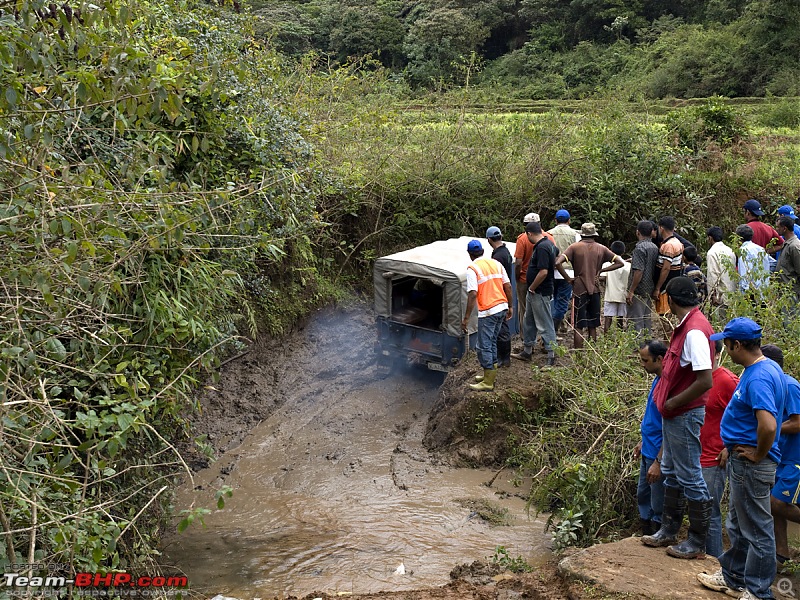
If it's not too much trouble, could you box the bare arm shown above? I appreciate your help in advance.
[652,259,671,299]
[554,253,571,281]
[627,269,643,304]
[781,414,800,436]
[601,254,625,273]
[736,409,777,463]
[462,290,477,332]
[503,282,513,321]
[529,269,548,293]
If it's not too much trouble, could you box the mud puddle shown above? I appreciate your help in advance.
[162,307,550,599]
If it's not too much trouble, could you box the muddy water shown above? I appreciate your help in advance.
[163,309,550,599]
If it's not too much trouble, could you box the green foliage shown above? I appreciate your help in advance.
[490,545,533,573]
[759,98,800,129]
[519,328,647,548]
[0,0,335,574]
[665,96,749,152]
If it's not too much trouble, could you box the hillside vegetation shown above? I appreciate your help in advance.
[253,0,800,97]
[3,0,800,576]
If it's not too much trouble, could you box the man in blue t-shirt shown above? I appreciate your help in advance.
[761,344,800,571]
[698,318,787,600]
[635,339,667,536]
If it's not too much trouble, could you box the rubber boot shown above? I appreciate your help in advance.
[642,486,686,547]
[474,363,498,381]
[667,499,712,559]
[470,368,496,391]
[640,518,656,536]
[497,339,512,368]
[553,318,563,339]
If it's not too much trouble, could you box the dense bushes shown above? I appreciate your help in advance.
[0,0,331,574]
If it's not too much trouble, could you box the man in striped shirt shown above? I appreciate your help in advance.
[652,216,684,314]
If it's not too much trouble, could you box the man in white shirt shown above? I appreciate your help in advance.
[705,226,736,315]
[736,224,770,294]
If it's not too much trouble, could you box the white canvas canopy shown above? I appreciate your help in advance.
[373,236,516,338]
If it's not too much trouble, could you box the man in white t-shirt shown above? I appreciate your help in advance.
[602,240,631,333]
[736,224,770,294]
[705,226,736,315]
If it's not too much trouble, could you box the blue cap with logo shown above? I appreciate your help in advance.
[778,204,798,219]
[743,199,764,216]
[467,239,483,254]
[555,209,570,221]
[709,317,763,341]
[485,226,502,239]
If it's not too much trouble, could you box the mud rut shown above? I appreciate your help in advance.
[161,306,551,599]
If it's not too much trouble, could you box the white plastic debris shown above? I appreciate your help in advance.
[394,560,406,575]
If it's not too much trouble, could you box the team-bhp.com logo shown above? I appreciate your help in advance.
[3,570,188,596]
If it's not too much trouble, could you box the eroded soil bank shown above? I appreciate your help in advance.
[161,305,563,599]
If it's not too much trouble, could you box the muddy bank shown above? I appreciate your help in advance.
[163,305,554,599]
[424,345,554,468]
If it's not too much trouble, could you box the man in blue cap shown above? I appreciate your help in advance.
[777,204,800,239]
[486,226,513,367]
[463,239,513,391]
[697,317,787,600]
[742,199,783,255]
[547,209,580,336]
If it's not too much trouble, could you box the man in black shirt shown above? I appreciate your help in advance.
[487,226,513,367]
[511,222,557,366]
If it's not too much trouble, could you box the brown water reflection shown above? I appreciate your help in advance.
[163,312,550,599]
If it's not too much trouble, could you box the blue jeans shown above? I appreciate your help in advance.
[637,456,665,524]
[476,310,506,369]
[661,407,710,502]
[703,465,727,557]
[551,279,572,321]
[523,292,556,353]
[719,453,777,599]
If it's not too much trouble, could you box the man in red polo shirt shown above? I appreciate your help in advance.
[642,276,715,559]
[742,199,783,255]
[699,340,739,557]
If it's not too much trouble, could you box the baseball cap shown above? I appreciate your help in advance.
[664,276,699,305]
[523,212,541,224]
[580,223,599,237]
[709,317,763,341]
[778,204,798,219]
[743,199,764,216]
[555,209,570,221]
[467,239,483,254]
[485,226,502,239]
